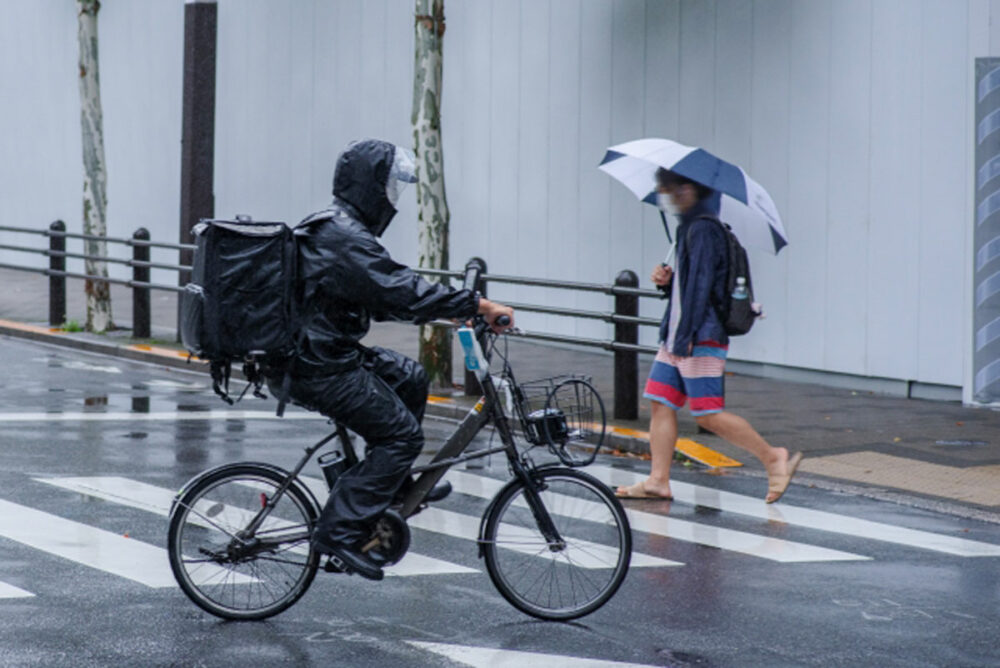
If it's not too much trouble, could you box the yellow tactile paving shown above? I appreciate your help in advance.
[799,451,1000,507]
[673,438,743,468]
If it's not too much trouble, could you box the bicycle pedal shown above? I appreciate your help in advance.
[323,555,351,574]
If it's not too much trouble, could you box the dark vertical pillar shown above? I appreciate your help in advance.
[48,220,66,327]
[178,0,217,333]
[613,270,639,420]
[132,228,151,339]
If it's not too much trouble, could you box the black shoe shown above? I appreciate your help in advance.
[311,537,384,581]
[394,477,452,505]
[425,480,452,503]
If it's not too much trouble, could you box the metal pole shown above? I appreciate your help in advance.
[48,221,66,327]
[613,270,639,420]
[178,0,216,337]
[132,228,151,338]
[465,257,487,396]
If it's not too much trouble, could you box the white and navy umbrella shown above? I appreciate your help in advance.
[599,137,788,254]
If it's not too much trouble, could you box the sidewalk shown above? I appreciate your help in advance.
[2,268,1000,521]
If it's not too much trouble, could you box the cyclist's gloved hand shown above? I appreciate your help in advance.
[476,297,514,333]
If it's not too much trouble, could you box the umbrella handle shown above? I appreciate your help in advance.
[659,210,673,244]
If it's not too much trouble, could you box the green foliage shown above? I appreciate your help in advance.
[60,320,84,333]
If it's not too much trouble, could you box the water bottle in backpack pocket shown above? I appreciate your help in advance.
[693,216,759,337]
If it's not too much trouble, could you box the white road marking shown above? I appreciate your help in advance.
[0,411,327,422]
[38,477,475,578]
[591,464,1000,558]
[0,581,34,599]
[444,470,868,563]
[0,497,247,588]
[406,641,662,668]
[297,475,678,569]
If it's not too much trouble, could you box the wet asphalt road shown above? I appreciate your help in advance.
[0,336,999,668]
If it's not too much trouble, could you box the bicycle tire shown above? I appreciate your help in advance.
[481,467,631,620]
[167,463,321,620]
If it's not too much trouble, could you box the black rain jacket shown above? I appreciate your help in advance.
[291,139,478,373]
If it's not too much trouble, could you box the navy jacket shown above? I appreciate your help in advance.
[659,198,729,354]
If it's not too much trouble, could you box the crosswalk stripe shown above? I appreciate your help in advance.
[0,497,246,588]
[297,475,680,569]
[37,477,475,578]
[0,411,326,423]
[442,470,868,563]
[590,464,1000,558]
[0,581,34,599]
[406,641,661,668]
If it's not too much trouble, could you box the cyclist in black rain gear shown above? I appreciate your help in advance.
[271,139,513,580]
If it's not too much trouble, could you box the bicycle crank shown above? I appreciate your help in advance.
[360,509,410,566]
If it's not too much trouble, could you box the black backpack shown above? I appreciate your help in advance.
[180,216,299,410]
[691,216,757,337]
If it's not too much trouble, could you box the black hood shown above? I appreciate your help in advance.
[332,139,398,236]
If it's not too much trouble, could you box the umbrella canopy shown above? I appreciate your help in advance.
[599,137,788,254]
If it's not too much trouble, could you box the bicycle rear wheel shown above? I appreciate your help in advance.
[167,464,320,620]
[481,467,631,620]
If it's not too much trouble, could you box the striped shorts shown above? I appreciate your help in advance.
[644,341,728,416]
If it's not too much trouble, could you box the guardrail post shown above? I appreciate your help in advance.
[48,220,66,326]
[132,228,151,338]
[613,270,639,420]
[464,256,487,396]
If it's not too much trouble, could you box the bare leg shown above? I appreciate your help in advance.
[694,411,791,502]
[617,401,676,498]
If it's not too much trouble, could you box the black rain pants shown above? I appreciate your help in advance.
[283,346,428,546]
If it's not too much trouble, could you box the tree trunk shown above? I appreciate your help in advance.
[77,0,113,333]
[413,0,452,389]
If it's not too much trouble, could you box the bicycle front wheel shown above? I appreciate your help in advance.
[167,464,320,620]
[482,467,632,620]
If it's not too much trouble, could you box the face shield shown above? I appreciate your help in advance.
[385,146,418,207]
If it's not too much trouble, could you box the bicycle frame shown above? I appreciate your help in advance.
[245,324,564,552]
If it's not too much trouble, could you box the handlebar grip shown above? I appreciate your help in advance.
[463,259,485,293]
[494,314,511,328]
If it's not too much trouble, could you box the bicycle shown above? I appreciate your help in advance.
[166,267,632,622]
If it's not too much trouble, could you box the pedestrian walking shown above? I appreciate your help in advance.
[614,168,802,503]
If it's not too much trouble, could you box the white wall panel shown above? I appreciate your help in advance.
[713,0,760,359]
[784,0,831,371]
[609,0,647,288]
[825,0,872,376]
[638,0,682,347]
[918,0,969,385]
[574,0,615,343]
[745,0,792,365]
[678,0,716,148]
[868,0,922,380]
[516,0,553,333]
[546,0,584,334]
[2,0,994,388]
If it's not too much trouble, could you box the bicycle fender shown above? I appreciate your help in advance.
[168,461,322,520]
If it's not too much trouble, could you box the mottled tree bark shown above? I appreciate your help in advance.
[77,0,113,333]
[413,0,452,388]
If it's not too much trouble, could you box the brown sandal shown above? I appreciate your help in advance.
[765,452,803,504]
[615,481,674,501]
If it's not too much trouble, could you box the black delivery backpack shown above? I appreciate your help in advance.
[180,216,298,409]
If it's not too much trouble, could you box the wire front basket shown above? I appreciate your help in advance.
[512,374,606,467]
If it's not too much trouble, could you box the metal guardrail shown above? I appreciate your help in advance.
[0,221,666,419]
